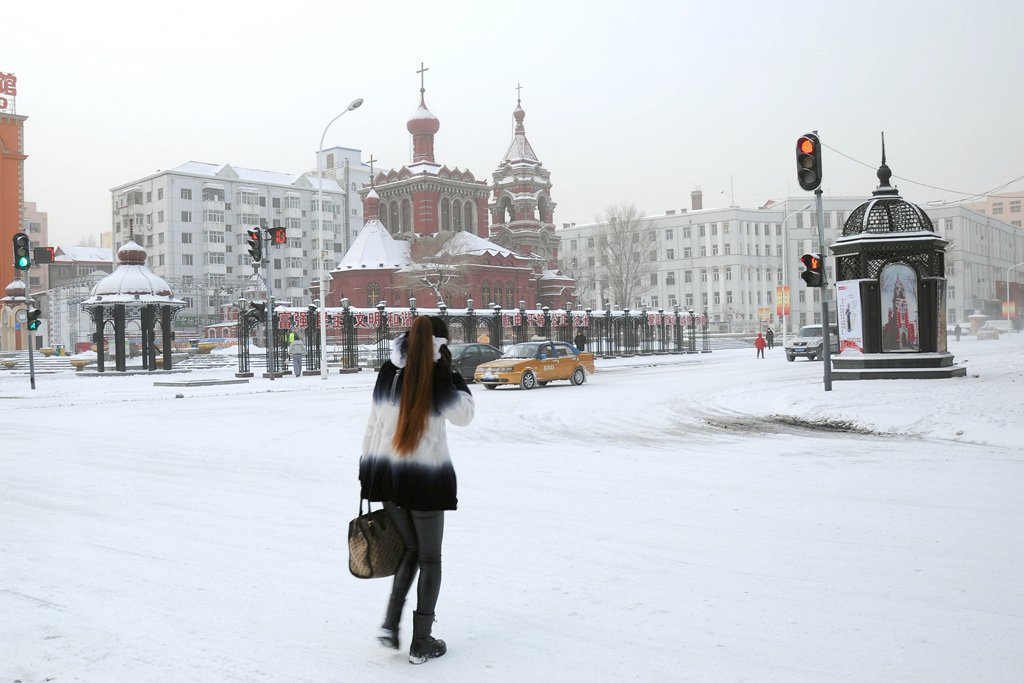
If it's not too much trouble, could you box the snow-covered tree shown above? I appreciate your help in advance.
[593,203,657,308]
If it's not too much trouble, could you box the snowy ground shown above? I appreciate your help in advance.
[2,334,1023,682]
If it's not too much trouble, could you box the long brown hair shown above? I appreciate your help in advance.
[392,316,440,455]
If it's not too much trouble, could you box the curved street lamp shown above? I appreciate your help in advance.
[317,98,363,379]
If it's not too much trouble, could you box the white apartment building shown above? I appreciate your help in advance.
[558,195,1024,332]
[110,155,370,332]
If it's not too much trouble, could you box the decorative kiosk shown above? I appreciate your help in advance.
[829,147,965,380]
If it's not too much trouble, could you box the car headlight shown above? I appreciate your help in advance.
[483,367,516,373]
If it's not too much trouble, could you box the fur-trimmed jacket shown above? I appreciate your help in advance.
[358,340,474,511]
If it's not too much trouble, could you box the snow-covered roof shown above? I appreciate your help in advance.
[334,219,410,271]
[167,161,343,193]
[82,240,186,307]
[502,133,538,165]
[55,246,113,263]
[439,231,514,258]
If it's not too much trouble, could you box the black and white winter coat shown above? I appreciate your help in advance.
[359,336,475,511]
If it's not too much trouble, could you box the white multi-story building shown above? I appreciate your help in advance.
[558,193,1024,332]
[110,154,371,332]
[961,191,1024,229]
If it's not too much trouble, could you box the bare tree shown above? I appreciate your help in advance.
[76,234,98,247]
[394,232,474,304]
[593,203,657,308]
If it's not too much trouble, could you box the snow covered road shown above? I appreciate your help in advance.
[2,335,1022,681]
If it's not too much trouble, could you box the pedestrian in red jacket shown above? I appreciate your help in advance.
[755,333,766,359]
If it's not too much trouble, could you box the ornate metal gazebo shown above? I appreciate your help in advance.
[828,142,965,379]
[81,235,186,372]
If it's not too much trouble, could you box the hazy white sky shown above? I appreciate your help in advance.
[4,0,1022,246]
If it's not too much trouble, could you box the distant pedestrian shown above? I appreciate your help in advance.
[765,327,774,350]
[755,333,766,359]
[954,324,961,342]
[289,335,307,377]
[574,330,588,352]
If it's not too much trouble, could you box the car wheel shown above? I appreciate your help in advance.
[520,370,536,390]
[484,384,497,390]
[786,354,795,362]
[570,366,586,385]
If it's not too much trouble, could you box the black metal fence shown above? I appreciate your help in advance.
[236,302,711,373]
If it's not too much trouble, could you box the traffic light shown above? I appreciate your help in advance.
[800,253,824,287]
[269,226,287,245]
[13,232,31,270]
[27,308,42,330]
[34,246,55,264]
[246,228,263,263]
[796,133,822,191]
[249,301,267,324]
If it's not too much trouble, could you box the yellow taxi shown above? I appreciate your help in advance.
[474,340,596,390]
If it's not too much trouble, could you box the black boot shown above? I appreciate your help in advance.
[409,611,446,665]
[379,596,404,650]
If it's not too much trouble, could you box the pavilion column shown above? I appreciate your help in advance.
[114,304,126,372]
[94,307,105,373]
[162,306,173,370]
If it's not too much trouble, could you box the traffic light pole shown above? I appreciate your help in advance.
[815,188,832,392]
[26,283,37,390]
[262,221,275,381]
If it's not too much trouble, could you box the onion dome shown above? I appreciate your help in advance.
[407,93,440,136]
[4,278,26,300]
[117,239,147,265]
[842,139,934,237]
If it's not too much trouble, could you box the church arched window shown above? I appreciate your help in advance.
[366,282,381,307]
[379,205,388,229]
[482,281,491,306]
[441,198,451,231]
[464,202,474,235]
[538,195,548,221]
[390,202,400,235]
[401,199,411,232]
[506,281,515,308]
[453,200,463,232]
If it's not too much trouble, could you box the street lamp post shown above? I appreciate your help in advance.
[317,98,363,379]
[780,202,813,348]
[1006,261,1024,328]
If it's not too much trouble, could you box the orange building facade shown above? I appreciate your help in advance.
[0,72,27,294]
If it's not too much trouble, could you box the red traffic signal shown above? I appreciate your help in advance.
[796,133,823,191]
[246,228,263,263]
[800,253,824,287]
[34,246,55,264]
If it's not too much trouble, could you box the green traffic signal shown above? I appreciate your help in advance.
[13,232,31,271]
[27,308,42,330]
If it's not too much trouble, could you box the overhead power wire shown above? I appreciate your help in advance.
[822,143,1024,202]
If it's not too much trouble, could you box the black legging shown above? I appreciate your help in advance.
[384,502,444,617]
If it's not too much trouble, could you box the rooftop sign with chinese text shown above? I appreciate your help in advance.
[0,73,16,115]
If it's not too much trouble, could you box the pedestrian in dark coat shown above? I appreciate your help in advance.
[573,330,587,351]
[755,333,766,359]
[765,327,774,350]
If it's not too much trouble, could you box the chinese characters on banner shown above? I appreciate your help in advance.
[0,73,15,114]
[776,286,790,316]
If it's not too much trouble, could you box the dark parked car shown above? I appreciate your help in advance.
[448,343,502,382]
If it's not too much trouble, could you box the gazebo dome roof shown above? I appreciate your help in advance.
[3,277,26,300]
[83,239,185,307]
[842,153,934,237]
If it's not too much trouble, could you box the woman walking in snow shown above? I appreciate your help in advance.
[359,315,475,665]
[755,333,766,359]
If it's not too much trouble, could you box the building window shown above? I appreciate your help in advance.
[366,282,381,306]
[159,254,165,266]
[1011,201,1021,213]
[701,269,708,282]
[948,285,955,299]
[777,245,783,256]
[699,226,706,237]
[465,202,474,234]
[182,254,193,265]
[181,211,192,223]
[683,247,692,258]
[181,188,192,200]
[284,195,300,210]
[700,246,707,257]
[666,249,675,260]
[724,243,731,255]
[650,273,658,286]
[237,190,260,205]
[482,281,491,305]
[683,227,691,239]
[711,225,718,236]
[799,290,806,303]
[507,282,515,308]
[666,228,674,240]
[441,198,450,230]
[158,210,164,223]
[203,210,225,223]
[993,203,1004,215]
[684,270,692,283]
[685,294,693,307]
[588,256,596,266]
[158,188,164,200]
[666,271,676,285]
[650,295,659,307]
[725,267,732,280]
[726,291,733,304]
[713,268,720,281]
[182,232,192,243]
[712,244,719,256]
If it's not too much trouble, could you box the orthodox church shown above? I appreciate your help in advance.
[326,77,575,310]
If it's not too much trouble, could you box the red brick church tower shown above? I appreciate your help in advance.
[489,91,575,306]
[369,65,491,237]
